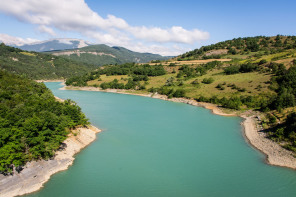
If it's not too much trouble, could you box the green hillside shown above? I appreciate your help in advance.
[49,44,170,66]
[65,35,296,152]
[177,35,296,62]
[0,70,89,174]
[0,43,98,80]
[66,36,296,111]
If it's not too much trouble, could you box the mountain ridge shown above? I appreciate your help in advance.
[17,38,92,52]
[48,44,171,65]
[0,43,98,79]
[0,37,171,65]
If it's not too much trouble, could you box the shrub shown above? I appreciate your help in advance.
[258,59,267,65]
[224,65,240,75]
[202,77,214,84]
[173,89,186,98]
[239,63,258,73]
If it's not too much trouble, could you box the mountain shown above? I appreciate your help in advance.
[0,43,98,79]
[49,44,171,65]
[17,38,91,52]
[0,36,171,65]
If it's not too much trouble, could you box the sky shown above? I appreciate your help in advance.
[0,0,295,56]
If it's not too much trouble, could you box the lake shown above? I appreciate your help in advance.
[27,82,296,197]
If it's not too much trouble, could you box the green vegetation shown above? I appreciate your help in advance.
[49,44,170,66]
[64,35,296,152]
[178,35,296,61]
[269,112,296,152]
[0,70,89,174]
[66,62,166,87]
[202,77,214,84]
[0,43,98,79]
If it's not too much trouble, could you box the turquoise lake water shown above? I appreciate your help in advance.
[27,82,296,197]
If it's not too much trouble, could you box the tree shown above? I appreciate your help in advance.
[224,65,240,75]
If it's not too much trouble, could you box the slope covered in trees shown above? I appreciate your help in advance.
[178,35,296,60]
[0,70,89,174]
[49,44,171,66]
[0,43,98,79]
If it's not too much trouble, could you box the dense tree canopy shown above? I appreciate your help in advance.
[0,70,89,174]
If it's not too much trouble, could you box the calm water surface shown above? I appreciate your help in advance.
[27,82,296,197]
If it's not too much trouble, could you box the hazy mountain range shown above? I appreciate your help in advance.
[0,37,171,64]
[17,39,91,52]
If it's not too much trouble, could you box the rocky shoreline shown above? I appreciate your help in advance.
[242,115,296,169]
[0,125,101,197]
[61,85,296,170]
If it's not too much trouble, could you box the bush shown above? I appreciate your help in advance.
[173,89,186,97]
[239,63,258,73]
[224,65,240,75]
[258,59,267,65]
[202,77,214,84]
[216,83,225,90]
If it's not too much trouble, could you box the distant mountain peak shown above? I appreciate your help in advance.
[15,38,93,52]
[50,44,170,65]
[0,35,93,52]
[0,35,171,64]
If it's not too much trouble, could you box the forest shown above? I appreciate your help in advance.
[0,70,89,174]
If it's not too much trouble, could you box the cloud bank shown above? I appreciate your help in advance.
[0,33,40,46]
[0,0,209,55]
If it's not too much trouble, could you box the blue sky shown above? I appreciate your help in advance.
[0,0,295,55]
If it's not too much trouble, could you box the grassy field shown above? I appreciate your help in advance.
[83,45,296,101]
[87,65,273,99]
[143,69,272,98]
[144,59,232,66]
[20,51,36,56]
[88,75,129,86]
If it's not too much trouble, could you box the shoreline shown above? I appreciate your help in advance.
[35,79,65,83]
[0,125,101,197]
[242,115,296,169]
[61,85,296,169]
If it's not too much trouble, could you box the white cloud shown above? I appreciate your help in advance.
[0,0,210,55]
[123,43,192,56]
[0,33,40,46]
[130,26,209,44]
[38,25,56,36]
